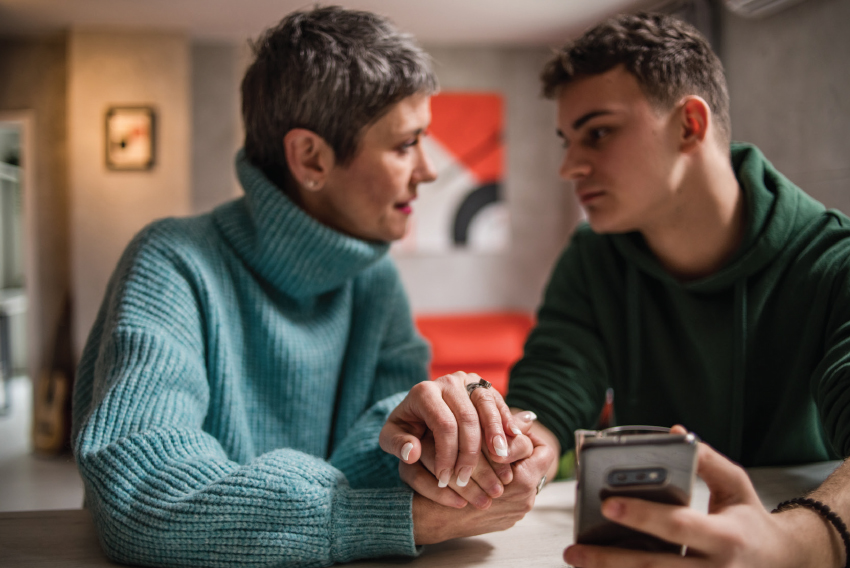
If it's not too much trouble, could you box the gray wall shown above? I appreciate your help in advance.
[393,46,577,314]
[191,42,242,214]
[722,0,850,213]
[0,36,70,375]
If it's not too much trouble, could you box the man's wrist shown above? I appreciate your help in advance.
[775,504,846,568]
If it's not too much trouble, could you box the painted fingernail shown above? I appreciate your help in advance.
[519,411,537,422]
[401,442,413,462]
[456,466,473,487]
[510,425,522,435]
[493,435,508,457]
[438,469,452,488]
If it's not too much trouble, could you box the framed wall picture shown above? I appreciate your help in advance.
[105,106,155,170]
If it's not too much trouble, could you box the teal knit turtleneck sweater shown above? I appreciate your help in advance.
[71,151,430,567]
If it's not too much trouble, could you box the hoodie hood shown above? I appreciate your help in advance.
[610,143,826,293]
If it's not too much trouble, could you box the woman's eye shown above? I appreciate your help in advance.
[398,138,420,153]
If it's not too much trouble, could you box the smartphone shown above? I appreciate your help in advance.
[574,432,699,554]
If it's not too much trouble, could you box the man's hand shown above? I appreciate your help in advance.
[563,428,844,567]
[380,372,518,489]
[412,431,556,544]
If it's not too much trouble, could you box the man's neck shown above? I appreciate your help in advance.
[641,147,744,281]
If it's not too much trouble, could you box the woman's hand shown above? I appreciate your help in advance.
[563,429,843,568]
[411,431,556,545]
[380,372,519,488]
[400,411,538,510]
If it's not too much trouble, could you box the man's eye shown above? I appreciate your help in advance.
[588,127,609,142]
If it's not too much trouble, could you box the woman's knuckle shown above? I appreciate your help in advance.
[434,417,458,435]
[456,408,479,425]
[459,446,479,459]
[472,388,495,402]
[410,381,431,397]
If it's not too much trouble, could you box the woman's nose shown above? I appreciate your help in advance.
[416,145,438,184]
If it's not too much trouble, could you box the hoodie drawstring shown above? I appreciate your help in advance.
[626,263,748,462]
[730,280,748,462]
[627,264,641,408]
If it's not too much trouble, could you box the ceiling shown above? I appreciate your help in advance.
[0,0,649,45]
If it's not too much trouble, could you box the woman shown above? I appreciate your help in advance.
[71,6,547,567]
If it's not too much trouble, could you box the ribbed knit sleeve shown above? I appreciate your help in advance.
[72,222,421,568]
[329,259,430,489]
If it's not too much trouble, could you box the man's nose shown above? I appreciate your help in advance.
[559,148,591,181]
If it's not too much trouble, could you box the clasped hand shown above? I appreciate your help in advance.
[379,372,555,544]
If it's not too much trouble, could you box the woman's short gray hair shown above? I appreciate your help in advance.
[241,5,438,193]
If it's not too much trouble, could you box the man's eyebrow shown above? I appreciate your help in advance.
[572,110,614,131]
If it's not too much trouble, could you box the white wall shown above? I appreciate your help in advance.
[722,0,850,213]
[393,46,578,314]
[68,30,191,356]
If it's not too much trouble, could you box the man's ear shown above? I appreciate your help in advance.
[678,96,710,151]
[283,128,335,192]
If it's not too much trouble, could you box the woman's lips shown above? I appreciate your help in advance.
[395,202,413,215]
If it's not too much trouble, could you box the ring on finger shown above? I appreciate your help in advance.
[466,378,492,397]
[536,475,547,495]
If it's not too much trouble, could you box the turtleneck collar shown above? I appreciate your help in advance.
[212,150,390,299]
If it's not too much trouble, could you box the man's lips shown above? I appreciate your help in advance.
[576,189,604,205]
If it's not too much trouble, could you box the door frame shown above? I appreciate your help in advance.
[0,110,41,381]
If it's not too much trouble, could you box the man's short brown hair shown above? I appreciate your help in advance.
[542,12,730,146]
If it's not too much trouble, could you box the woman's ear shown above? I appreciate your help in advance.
[678,96,710,151]
[283,129,335,192]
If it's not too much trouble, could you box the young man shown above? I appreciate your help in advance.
[504,12,850,567]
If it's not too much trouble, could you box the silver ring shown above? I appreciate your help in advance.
[466,378,492,396]
[536,475,547,495]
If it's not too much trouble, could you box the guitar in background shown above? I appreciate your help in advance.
[33,297,74,455]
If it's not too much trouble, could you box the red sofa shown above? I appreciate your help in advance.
[414,312,535,395]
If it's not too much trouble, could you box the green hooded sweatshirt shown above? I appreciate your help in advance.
[506,143,850,467]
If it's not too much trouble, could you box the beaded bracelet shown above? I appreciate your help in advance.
[773,497,850,568]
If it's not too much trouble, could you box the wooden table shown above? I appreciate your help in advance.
[0,461,840,567]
